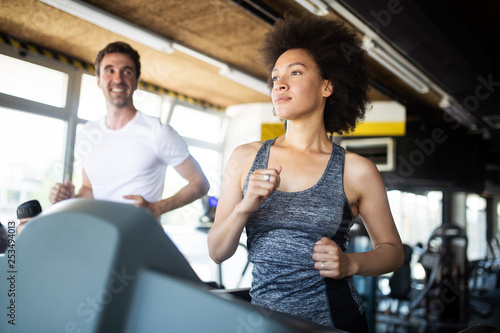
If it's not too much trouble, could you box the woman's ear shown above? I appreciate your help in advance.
[322,80,333,98]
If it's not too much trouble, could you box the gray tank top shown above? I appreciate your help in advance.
[243,138,364,328]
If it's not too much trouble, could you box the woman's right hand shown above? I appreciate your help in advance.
[239,166,282,213]
[208,143,281,264]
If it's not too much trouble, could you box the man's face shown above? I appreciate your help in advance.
[97,52,138,108]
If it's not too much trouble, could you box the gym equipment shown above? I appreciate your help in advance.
[417,224,470,331]
[0,199,344,333]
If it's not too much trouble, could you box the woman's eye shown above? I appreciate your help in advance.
[291,70,301,76]
[271,76,278,82]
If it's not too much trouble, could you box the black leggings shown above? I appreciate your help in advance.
[336,313,369,333]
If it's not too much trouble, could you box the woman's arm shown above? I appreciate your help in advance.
[313,153,404,278]
[208,143,281,264]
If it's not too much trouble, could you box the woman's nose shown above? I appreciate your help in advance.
[273,77,287,90]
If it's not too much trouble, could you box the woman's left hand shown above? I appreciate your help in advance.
[313,237,352,279]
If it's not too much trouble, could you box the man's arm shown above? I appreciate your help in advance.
[76,168,94,198]
[49,168,93,204]
[124,156,209,217]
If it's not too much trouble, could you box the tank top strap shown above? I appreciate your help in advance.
[330,142,346,176]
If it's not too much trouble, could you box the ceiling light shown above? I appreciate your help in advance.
[294,0,330,16]
[324,0,481,129]
[364,37,430,94]
[439,97,477,129]
[323,0,373,32]
[302,0,430,94]
[171,45,269,95]
[325,0,431,94]
[39,0,273,96]
[40,0,174,53]
[171,43,226,69]
[219,66,270,95]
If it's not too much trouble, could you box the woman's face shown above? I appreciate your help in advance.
[271,48,332,121]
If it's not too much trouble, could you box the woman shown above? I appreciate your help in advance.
[208,12,404,332]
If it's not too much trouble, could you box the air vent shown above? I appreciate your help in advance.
[340,137,395,172]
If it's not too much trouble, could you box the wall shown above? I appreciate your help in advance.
[223,102,275,164]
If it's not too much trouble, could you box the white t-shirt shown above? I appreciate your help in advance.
[75,111,190,204]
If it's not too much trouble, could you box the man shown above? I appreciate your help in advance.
[49,42,209,218]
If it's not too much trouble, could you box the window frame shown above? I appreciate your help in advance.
[0,43,85,182]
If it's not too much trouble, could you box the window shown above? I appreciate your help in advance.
[134,89,163,119]
[466,194,487,260]
[78,74,105,121]
[388,190,442,247]
[497,200,500,235]
[0,54,68,108]
[0,107,66,222]
[169,105,225,144]
[161,146,223,226]
[387,190,442,281]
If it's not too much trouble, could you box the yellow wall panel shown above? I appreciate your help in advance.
[261,123,286,141]
[342,122,405,136]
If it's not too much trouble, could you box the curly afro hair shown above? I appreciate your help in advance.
[259,12,370,135]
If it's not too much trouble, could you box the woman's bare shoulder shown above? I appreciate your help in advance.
[225,141,263,171]
[222,141,263,187]
[343,150,385,210]
[344,150,381,180]
[230,141,262,159]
